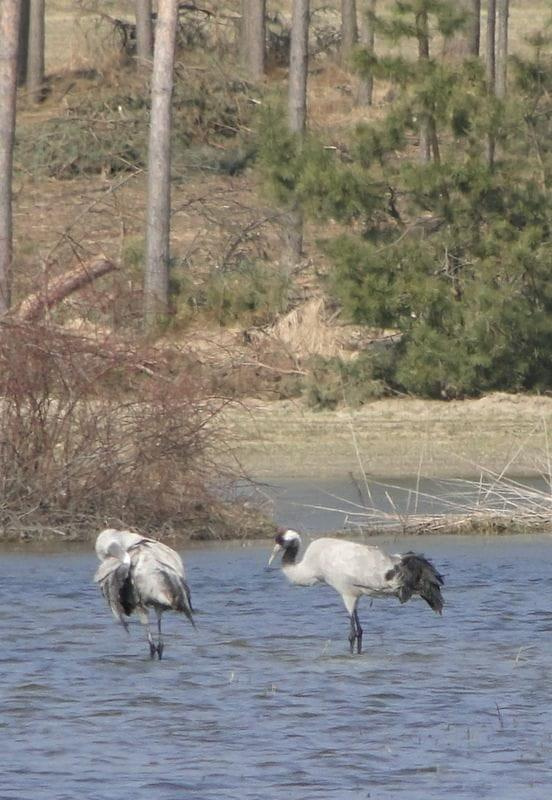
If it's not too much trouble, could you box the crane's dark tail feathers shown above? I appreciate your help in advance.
[392,552,444,614]
[98,563,134,631]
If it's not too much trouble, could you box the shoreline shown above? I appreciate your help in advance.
[3,393,552,547]
[2,515,552,553]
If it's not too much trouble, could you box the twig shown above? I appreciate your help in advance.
[220,212,281,269]
[45,170,142,263]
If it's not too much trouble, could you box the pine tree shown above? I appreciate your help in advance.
[135,0,153,66]
[495,0,509,98]
[262,4,552,397]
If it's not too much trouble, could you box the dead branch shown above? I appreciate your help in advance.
[238,359,307,376]
[220,212,283,269]
[10,257,117,322]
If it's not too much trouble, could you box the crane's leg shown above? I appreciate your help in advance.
[156,612,164,660]
[348,614,357,654]
[137,607,156,659]
[354,609,363,655]
[348,612,363,654]
[345,596,362,654]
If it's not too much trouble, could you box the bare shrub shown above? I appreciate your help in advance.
[0,320,230,539]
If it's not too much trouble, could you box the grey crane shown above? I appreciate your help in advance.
[267,529,444,654]
[94,528,195,659]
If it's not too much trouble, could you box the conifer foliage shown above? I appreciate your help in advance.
[261,2,552,398]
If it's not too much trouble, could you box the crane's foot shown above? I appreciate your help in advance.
[348,632,362,654]
[149,640,157,659]
[157,642,164,660]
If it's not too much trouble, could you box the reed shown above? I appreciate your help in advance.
[291,420,552,536]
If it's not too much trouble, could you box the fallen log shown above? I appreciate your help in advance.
[10,257,117,322]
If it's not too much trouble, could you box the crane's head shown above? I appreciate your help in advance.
[105,540,131,566]
[266,529,301,569]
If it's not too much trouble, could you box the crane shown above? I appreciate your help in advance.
[94,528,195,659]
[267,529,444,654]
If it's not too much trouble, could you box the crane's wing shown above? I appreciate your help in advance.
[140,539,186,577]
[94,557,134,630]
[314,539,399,593]
[130,545,195,627]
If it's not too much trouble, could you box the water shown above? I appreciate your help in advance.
[2,533,552,799]
[253,474,552,533]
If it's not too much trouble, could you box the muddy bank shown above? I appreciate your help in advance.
[223,393,552,480]
[0,503,277,547]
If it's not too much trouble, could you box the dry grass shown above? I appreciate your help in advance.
[222,394,552,481]
[256,297,391,359]
[325,470,552,536]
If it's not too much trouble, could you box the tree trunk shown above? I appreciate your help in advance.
[416,9,431,163]
[495,0,509,98]
[289,0,309,135]
[135,0,153,66]
[144,0,178,330]
[356,0,376,106]
[241,0,266,81]
[287,0,310,265]
[486,0,496,91]
[341,0,358,63]
[0,0,21,315]
[466,0,481,56]
[27,0,45,103]
[485,0,496,167]
[416,9,430,60]
[17,0,29,86]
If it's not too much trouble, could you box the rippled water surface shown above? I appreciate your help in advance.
[2,534,552,799]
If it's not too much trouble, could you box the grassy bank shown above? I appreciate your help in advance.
[221,392,552,539]
[224,393,552,481]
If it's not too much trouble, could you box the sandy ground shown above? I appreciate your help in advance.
[223,393,552,481]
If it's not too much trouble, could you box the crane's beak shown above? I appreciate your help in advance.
[265,543,282,570]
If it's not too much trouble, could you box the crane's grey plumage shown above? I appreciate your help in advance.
[267,530,444,654]
[94,528,195,659]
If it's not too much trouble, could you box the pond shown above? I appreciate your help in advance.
[253,473,552,532]
[2,528,552,798]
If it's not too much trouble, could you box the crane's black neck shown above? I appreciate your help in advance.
[282,539,300,565]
